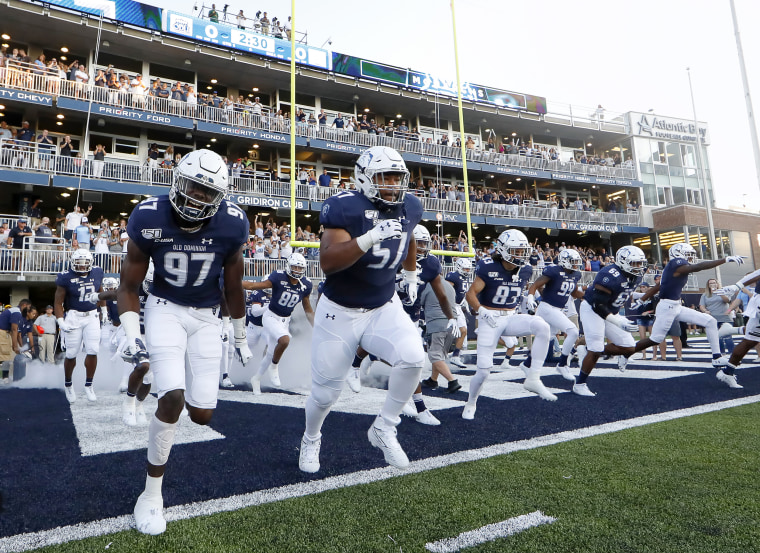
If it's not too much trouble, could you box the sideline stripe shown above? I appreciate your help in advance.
[424,510,556,552]
[3,394,759,552]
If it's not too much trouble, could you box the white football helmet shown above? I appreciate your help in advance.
[455,258,473,278]
[354,146,410,209]
[413,225,432,259]
[557,249,583,272]
[102,277,119,291]
[286,252,307,279]
[494,229,530,266]
[70,249,93,274]
[616,245,647,276]
[669,243,698,264]
[143,259,155,295]
[170,149,229,222]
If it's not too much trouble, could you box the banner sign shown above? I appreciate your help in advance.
[46,0,162,29]
[560,222,620,233]
[196,121,308,145]
[54,98,192,129]
[550,172,640,188]
[226,194,307,210]
[422,211,485,225]
[162,11,331,71]
[0,87,53,106]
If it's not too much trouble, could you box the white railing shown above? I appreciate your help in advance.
[0,64,637,182]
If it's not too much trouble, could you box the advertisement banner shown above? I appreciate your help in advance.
[47,0,162,29]
[0,87,53,106]
[162,11,331,71]
[226,195,307,210]
[56,98,193,129]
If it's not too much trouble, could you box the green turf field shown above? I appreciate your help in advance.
[35,402,760,553]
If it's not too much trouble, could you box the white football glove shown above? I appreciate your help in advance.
[122,338,150,368]
[221,316,231,343]
[525,294,538,312]
[84,291,101,304]
[716,284,741,297]
[629,298,645,311]
[232,317,252,365]
[606,313,638,332]
[402,269,418,305]
[446,318,461,339]
[57,317,75,333]
[725,256,746,265]
[356,219,403,252]
[477,306,498,328]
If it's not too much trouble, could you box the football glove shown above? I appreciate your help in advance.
[477,306,498,328]
[725,256,746,265]
[402,269,418,305]
[525,294,538,313]
[606,313,638,332]
[232,317,252,365]
[57,317,76,333]
[123,338,150,368]
[629,298,645,311]
[716,284,741,297]
[84,291,101,304]
[446,318,461,339]
[356,219,403,252]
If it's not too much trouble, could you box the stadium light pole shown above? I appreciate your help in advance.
[730,0,760,196]
[686,67,721,282]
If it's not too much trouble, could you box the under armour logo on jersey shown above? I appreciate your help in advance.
[155,298,168,305]
[325,313,335,320]
[202,238,213,245]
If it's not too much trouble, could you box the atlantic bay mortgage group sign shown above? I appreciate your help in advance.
[630,112,710,144]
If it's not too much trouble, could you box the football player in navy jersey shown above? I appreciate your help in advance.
[526,249,584,381]
[628,243,745,385]
[118,149,252,535]
[574,246,646,397]
[462,229,556,420]
[446,257,473,367]
[299,146,425,473]
[243,252,314,394]
[54,249,113,403]
[245,288,270,355]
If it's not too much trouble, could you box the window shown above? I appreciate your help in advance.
[687,189,702,205]
[114,138,139,156]
[680,144,696,167]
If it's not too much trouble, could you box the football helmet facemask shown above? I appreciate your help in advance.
[494,229,530,266]
[413,225,432,260]
[102,277,119,291]
[669,243,698,264]
[70,249,93,274]
[286,252,307,280]
[455,258,474,278]
[558,249,583,272]
[616,245,647,277]
[354,146,410,210]
[169,149,229,222]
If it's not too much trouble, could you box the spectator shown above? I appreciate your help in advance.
[35,305,57,364]
[28,198,43,229]
[208,4,219,22]
[37,129,55,170]
[93,221,112,269]
[64,205,90,242]
[236,10,245,29]
[34,216,54,247]
[92,143,106,178]
[318,168,331,189]
[260,12,270,35]
[58,135,74,172]
[73,216,92,251]
[7,218,33,270]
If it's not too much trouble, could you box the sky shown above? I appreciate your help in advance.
[151,0,760,211]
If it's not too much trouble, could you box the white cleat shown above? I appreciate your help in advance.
[134,491,166,535]
[716,370,743,389]
[523,376,557,401]
[462,404,477,420]
[64,386,76,404]
[556,363,576,382]
[250,375,261,395]
[135,401,148,425]
[368,418,409,469]
[449,354,467,368]
[401,401,418,418]
[299,435,322,473]
[85,386,97,402]
[118,378,129,393]
[122,398,137,427]
[269,366,281,387]
[712,356,729,368]
[617,355,629,372]
[572,382,596,397]
[346,368,361,393]
[221,376,234,388]
[415,409,441,426]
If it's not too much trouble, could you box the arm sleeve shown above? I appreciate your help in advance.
[590,287,613,319]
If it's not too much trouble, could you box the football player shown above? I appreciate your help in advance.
[118,149,252,535]
[54,249,113,403]
[299,145,424,473]
[462,229,556,421]
[445,257,473,368]
[243,252,314,394]
[246,287,270,354]
[574,246,646,397]
[630,243,745,384]
[526,249,584,381]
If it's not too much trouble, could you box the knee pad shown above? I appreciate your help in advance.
[705,318,718,332]
[147,415,177,466]
[475,367,491,381]
[394,343,425,369]
[531,318,551,340]
[310,383,341,410]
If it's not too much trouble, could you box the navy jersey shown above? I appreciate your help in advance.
[127,195,248,308]
[0,308,23,331]
[106,300,120,325]
[246,290,269,326]
[659,258,690,301]
[19,318,33,339]
[267,270,313,317]
[317,280,325,297]
[583,263,641,315]
[55,267,105,312]
[418,254,442,285]
[319,191,423,309]
[475,258,526,309]
[540,265,581,309]
[445,271,470,304]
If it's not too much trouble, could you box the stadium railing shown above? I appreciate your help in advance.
[0,64,637,182]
